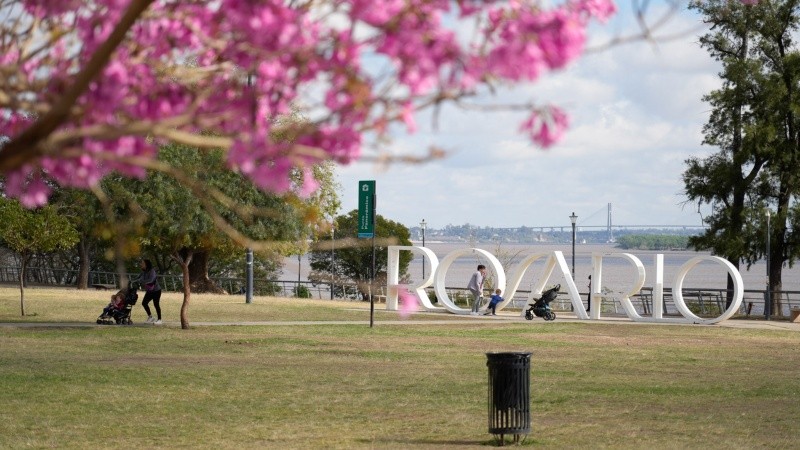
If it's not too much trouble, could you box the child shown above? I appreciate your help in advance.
[101,290,126,317]
[484,288,503,315]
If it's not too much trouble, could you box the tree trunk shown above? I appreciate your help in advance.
[725,261,740,309]
[769,254,783,318]
[77,237,90,290]
[188,250,225,294]
[18,257,27,316]
[770,202,789,317]
[174,249,194,329]
[180,261,191,329]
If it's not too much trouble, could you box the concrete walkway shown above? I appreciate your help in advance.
[1,311,798,331]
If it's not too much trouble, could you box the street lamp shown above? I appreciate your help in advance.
[569,212,578,278]
[765,209,771,320]
[330,226,335,300]
[420,219,427,279]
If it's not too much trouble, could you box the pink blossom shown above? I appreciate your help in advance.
[297,167,320,198]
[571,0,617,23]
[20,176,51,208]
[398,286,419,319]
[520,106,570,148]
[21,0,81,16]
[401,102,417,133]
[2,0,618,206]
[4,169,50,208]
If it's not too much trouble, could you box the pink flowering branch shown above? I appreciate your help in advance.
[0,0,155,174]
[0,0,619,206]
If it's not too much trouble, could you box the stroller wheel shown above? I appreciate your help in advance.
[544,311,554,321]
[524,310,533,321]
[96,319,102,324]
[550,312,557,320]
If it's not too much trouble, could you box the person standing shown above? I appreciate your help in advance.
[587,275,592,313]
[467,264,486,315]
[139,259,163,325]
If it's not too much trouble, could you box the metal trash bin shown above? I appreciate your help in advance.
[486,352,531,444]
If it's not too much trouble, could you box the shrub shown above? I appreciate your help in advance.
[294,285,312,298]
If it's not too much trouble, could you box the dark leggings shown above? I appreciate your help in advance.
[142,290,162,320]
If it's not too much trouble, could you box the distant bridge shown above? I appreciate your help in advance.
[487,224,706,232]
[525,225,706,230]
[528,203,706,240]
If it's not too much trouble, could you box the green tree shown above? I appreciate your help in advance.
[0,199,79,315]
[104,143,338,328]
[684,0,800,314]
[49,187,114,289]
[616,235,688,250]
[308,210,412,300]
[684,0,764,307]
[746,0,800,315]
[174,153,339,293]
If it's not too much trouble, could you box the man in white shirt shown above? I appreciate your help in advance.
[467,264,486,315]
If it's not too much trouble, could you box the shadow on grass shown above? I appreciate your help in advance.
[359,436,540,447]
[358,438,479,446]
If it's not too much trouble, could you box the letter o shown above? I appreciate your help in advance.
[433,248,506,315]
[672,256,743,324]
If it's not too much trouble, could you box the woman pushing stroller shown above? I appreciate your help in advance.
[137,259,163,325]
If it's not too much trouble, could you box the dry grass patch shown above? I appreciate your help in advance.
[0,285,464,324]
[1,289,800,448]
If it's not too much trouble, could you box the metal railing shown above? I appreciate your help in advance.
[2,266,799,317]
[435,287,800,318]
[0,267,372,301]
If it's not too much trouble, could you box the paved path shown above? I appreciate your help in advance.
[1,311,798,331]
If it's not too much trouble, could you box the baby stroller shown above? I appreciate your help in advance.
[524,284,560,321]
[96,283,139,325]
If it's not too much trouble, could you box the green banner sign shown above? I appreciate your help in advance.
[358,180,375,238]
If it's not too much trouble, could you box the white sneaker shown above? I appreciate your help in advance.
[146,316,154,323]
[154,319,162,325]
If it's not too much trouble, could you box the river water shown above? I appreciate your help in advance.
[283,242,800,293]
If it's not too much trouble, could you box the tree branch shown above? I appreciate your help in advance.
[0,0,155,173]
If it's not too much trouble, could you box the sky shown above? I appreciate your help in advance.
[334,2,722,231]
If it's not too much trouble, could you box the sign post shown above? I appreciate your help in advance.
[358,180,375,238]
[358,180,376,327]
[358,180,376,328]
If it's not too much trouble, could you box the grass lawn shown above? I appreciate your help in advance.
[1,286,799,448]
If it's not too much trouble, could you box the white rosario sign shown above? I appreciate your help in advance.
[386,246,744,325]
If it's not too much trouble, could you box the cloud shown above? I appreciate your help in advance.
[336,8,720,229]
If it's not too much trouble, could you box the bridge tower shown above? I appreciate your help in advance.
[607,202,614,242]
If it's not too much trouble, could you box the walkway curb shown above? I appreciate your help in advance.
[1,313,798,331]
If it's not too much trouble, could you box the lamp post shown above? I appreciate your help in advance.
[245,248,253,303]
[296,232,305,297]
[765,209,771,320]
[420,219,427,279]
[330,226,335,300]
[569,212,578,278]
